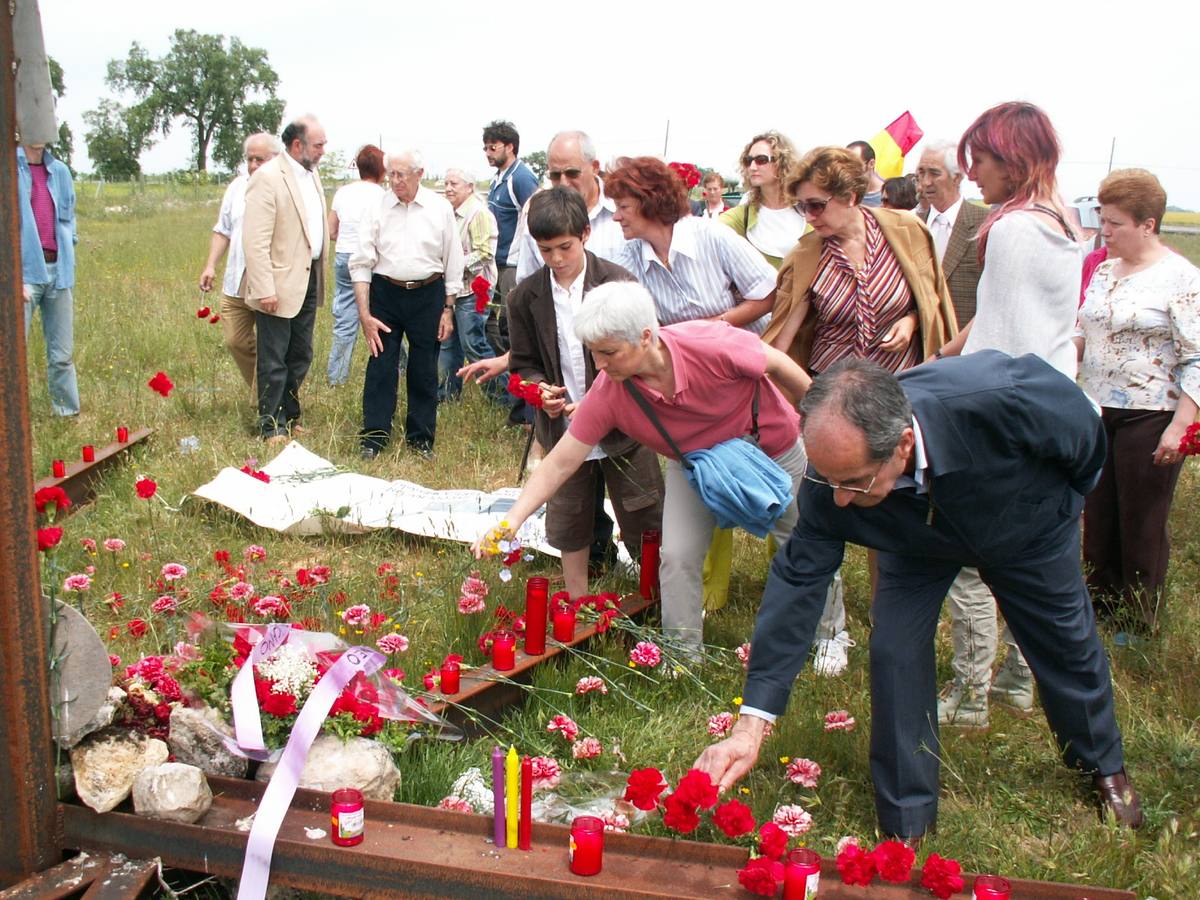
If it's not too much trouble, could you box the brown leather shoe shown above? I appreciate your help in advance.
[1093,769,1144,828]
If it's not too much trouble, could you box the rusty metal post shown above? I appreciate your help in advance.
[0,2,60,886]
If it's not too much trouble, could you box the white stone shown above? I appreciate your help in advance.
[132,763,213,824]
[255,735,400,800]
[70,729,169,813]
[168,706,249,777]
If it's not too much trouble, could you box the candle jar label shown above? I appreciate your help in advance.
[336,807,364,839]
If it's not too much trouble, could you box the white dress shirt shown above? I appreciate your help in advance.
[349,185,465,296]
[213,173,249,297]
[927,196,963,264]
[550,263,606,462]
[284,152,324,260]
[514,180,629,282]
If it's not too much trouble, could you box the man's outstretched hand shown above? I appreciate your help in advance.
[693,714,768,794]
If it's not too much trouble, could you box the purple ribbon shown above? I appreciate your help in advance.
[230,623,292,753]
[237,646,384,900]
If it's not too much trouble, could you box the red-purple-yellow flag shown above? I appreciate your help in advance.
[869,111,924,179]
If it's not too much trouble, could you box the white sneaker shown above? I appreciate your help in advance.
[812,631,854,677]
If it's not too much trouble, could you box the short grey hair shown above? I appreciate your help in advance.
[800,358,912,461]
[573,281,659,346]
[549,130,597,164]
[444,167,477,186]
[922,139,961,178]
[387,149,424,173]
[244,132,282,154]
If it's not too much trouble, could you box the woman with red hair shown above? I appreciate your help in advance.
[934,102,1084,729]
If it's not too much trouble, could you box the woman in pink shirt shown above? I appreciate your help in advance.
[475,281,813,656]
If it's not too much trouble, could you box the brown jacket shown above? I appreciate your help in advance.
[763,207,957,371]
[240,153,327,317]
[507,252,639,456]
[919,200,987,326]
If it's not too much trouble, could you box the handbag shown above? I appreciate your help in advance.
[622,380,795,537]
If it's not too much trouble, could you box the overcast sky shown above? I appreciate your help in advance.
[38,0,1200,208]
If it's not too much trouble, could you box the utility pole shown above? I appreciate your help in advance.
[663,120,670,158]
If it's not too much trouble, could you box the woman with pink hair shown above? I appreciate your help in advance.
[933,102,1084,729]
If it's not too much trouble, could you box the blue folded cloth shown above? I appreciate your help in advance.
[683,439,794,537]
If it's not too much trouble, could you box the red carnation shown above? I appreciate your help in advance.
[872,839,916,883]
[471,275,491,314]
[673,768,719,810]
[736,857,783,897]
[712,799,756,838]
[256,678,298,717]
[34,486,71,514]
[127,618,148,638]
[147,371,174,397]
[667,161,702,189]
[210,313,221,324]
[37,526,64,552]
[836,843,877,887]
[1180,421,1200,456]
[135,477,158,499]
[661,793,701,833]
[757,822,789,860]
[197,306,211,318]
[920,853,964,899]
[623,767,668,810]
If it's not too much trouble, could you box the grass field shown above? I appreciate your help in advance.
[27,183,1200,897]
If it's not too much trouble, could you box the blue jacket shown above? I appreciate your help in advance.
[487,159,538,267]
[17,146,77,288]
[744,351,1106,715]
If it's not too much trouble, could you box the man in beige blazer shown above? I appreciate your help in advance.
[916,140,986,327]
[241,115,328,442]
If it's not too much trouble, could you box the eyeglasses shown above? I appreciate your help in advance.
[548,167,583,181]
[245,155,269,164]
[742,154,775,167]
[802,460,885,495]
[796,195,835,217]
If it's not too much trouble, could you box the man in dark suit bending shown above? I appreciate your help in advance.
[697,352,1143,841]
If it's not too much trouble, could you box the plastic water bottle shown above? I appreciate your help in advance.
[179,435,201,454]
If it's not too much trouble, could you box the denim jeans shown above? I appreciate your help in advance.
[326,252,360,385]
[438,293,494,400]
[24,262,80,416]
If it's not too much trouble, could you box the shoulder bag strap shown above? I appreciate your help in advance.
[623,380,693,470]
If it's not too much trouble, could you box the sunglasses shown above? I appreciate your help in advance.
[742,154,775,167]
[548,167,583,181]
[796,196,835,217]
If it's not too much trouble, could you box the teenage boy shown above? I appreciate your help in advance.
[506,188,665,596]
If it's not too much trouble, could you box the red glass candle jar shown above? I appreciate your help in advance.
[569,815,603,876]
[524,577,549,656]
[52,459,66,478]
[972,875,1012,900]
[492,630,516,671]
[783,848,821,899]
[330,787,364,846]
[552,609,576,643]
[440,660,460,694]
[639,530,660,599]
[117,426,129,442]
[81,445,95,463]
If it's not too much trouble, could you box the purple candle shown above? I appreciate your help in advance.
[492,745,506,846]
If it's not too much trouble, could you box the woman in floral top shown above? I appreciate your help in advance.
[1075,168,1200,640]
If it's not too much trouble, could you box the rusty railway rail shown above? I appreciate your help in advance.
[33,430,153,513]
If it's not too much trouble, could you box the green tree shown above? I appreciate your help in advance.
[46,57,74,171]
[106,29,284,173]
[522,150,547,182]
[82,99,154,180]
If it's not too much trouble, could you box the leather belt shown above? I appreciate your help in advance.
[43,250,58,262]
[381,273,441,290]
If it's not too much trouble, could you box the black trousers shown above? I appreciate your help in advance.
[255,267,317,438]
[361,275,443,452]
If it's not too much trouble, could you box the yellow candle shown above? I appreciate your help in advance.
[505,745,519,849]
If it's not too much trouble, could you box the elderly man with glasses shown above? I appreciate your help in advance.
[697,350,1145,843]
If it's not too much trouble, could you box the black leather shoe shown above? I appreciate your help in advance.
[1093,769,1144,828]
[360,446,379,461]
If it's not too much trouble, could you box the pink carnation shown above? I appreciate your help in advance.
[160,562,188,580]
[571,737,603,759]
[376,633,410,654]
[80,538,97,552]
[437,796,474,813]
[824,709,857,732]
[546,714,580,742]
[460,571,489,599]
[151,595,179,614]
[575,676,608,695]
[108,654,121,668]
[785,757,822,789]
[707,711,735,737]
[835,835,861,855]
[530,756,561,791]
[342,604,371,626]
[244,544,267,562]
[63,573,92,592]
[629,641,662,667]
[230,580,255,600]
[103,538,126,552]
[458,593,487,614]
[252,594,288,617]
[600,809,630,832]
[771,803,814,837]
[735,642,751,668]
[173,641,200,661]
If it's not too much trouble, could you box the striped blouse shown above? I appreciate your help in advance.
[808,210,919,373]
